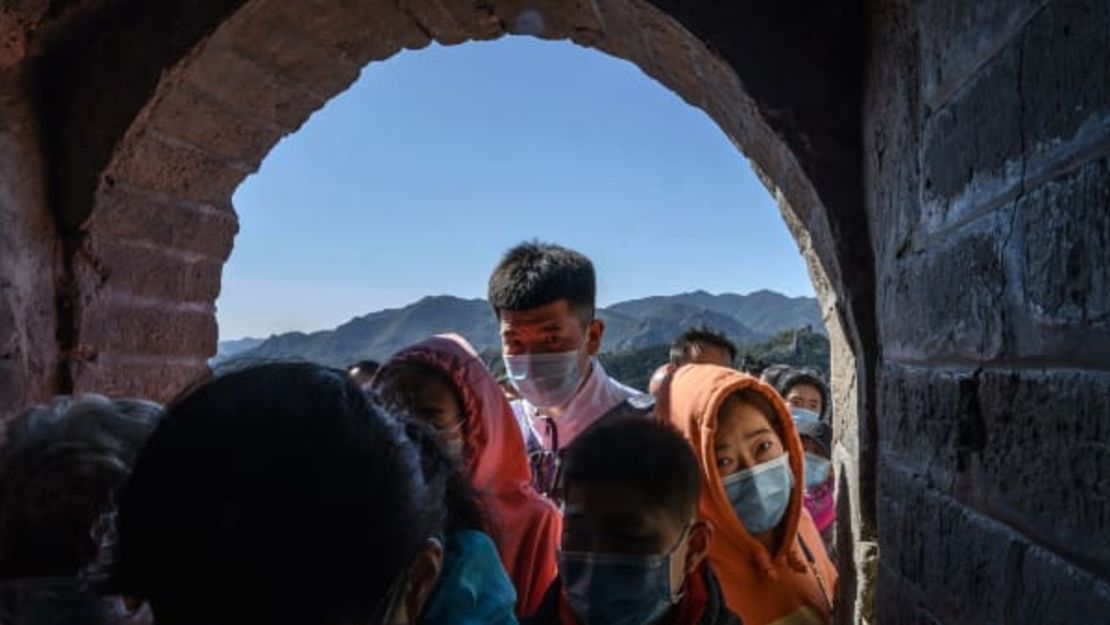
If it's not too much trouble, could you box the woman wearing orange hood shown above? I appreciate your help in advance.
[372,334,561,617]
[663,364,837,625]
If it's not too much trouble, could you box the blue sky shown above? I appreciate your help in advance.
[218,36,813,340]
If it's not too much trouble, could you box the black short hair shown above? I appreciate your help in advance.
[488,241,596,321]
[111,363,446,625]
[669,326,738,367]
[562,416,700,522]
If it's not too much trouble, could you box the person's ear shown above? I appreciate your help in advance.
[684,520,713,577]
[399,538,444,622]
[585,318,604,355]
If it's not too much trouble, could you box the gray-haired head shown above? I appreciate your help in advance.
[0,395,163,580]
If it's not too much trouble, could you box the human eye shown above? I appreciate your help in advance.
[755,440,775,458]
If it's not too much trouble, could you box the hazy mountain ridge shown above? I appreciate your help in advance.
[217,290,822,368]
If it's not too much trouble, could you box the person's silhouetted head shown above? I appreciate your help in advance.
[111,363,445,625]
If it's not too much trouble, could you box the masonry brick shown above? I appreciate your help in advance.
[573,0,649,70]
[241,0,439,64]
[920,44,1022,231]
[493,0,600,40]
[1007,543,1110,624]
[78,301,217,359]
[395,0,476,45]
[877,461,1020,625]
[976,369,1110,574]
[88,186,237,261]
[638,6,709,111]
[876,365,965,486]
[223,0,362,98]
[875,567,945,625]
[108,132,249,206]
[915,0,1045,109]
[80,237,224,304]
[1013,158,1110,337]
[73,356,208,403]
[185,41,325,131]
[1019,0,1110,167]
[864,0,922,265]
[880,217,1007,363]
[145,85,285,167]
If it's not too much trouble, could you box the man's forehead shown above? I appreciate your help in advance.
[499,301,572,326]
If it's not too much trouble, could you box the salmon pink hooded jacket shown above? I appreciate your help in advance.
[377,334,561,616]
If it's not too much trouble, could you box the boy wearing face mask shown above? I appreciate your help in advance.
[665,365,837,625]
[489,242,647,500]
[526,416,741,625]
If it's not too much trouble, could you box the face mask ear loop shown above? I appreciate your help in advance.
[667,521,696,604]
[797,535,834,612]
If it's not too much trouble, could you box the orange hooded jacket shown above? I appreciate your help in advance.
[663,365,837,625]
[377,334,561,617]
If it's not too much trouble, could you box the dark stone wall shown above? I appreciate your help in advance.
[866,0,1110,621]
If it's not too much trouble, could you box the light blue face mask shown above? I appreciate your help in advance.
[804,452,831,489]
[722,453,794,534]
[503,350,584,409]
[557,524,690,625]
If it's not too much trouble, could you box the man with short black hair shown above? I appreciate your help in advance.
[669,326,737,369]
[488,242,645,498]
[525,416,740,625]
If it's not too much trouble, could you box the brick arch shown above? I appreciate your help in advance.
[76,0,855,403]
[49,0,874,619]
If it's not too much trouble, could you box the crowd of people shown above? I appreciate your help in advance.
[0,242,839,625]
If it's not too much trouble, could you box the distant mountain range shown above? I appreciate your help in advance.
[215,290,823,368]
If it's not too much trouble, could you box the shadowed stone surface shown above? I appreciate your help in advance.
[868,0,1110,621]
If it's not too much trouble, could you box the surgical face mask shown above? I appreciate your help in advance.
[503,350,584,409]
[804,452,831,489]
[558,524,691,625]
[722,453,794,535]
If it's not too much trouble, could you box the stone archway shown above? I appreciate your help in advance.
[11,0,877,620]
[69,0,863,405]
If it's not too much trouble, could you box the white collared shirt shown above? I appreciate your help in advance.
[518,359,640,451]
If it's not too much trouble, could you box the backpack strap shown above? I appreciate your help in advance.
[529,394,655,505]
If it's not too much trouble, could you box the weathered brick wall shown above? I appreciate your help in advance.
[0,69,57,427]
[8,1,880,612]
[866,0,1110,621]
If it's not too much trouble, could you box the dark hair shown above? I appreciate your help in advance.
[400,419,490,536]
[347,359,381,383]
[110,363,446,625]
[720,388,785,440]
[0,395,163,580]
[562,416,700,522]
[488,241,596,322]
[761,365,830,421]
[669,326,738,367]
[372,361,464,424]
